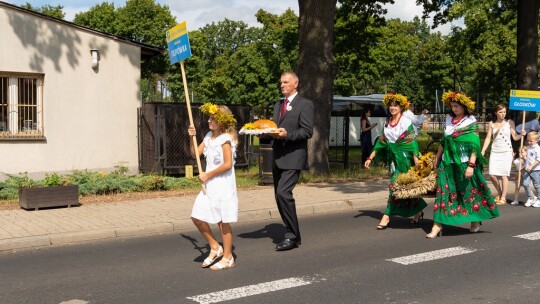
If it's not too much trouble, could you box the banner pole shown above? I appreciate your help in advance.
[180,60,206,193]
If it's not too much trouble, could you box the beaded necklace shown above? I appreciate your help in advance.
[451,115,464,125]
[389,114,401,127]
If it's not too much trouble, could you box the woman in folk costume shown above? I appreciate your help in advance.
[364,93,427,230]
[426,92,500,238]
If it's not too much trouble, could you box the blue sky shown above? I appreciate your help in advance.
[7,0,458,34]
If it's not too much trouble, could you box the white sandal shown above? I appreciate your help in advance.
[202,246,223,268]
[210,256,235,270]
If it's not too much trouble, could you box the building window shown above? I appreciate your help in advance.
[0,74,44,140]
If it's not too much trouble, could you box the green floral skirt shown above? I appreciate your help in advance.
[433,162,499,225]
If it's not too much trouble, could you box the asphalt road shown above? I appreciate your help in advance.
[1,204,540,304]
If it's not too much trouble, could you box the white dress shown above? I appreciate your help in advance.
[191,132,238,224]
[489,121,513,176]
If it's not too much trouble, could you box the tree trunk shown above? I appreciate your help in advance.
[297,0,337,174]
[516,0,539,121]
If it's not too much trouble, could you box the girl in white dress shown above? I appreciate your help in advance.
[188,103,238,270]
[481,104,524,205]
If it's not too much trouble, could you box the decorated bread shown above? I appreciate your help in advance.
[239,119,278,134]
[252,119,277,130]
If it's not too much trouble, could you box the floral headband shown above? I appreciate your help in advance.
[199,102,237,129]
[382,93,410,110]
[442,91,475,112]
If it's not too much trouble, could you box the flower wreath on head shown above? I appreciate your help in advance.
[382,93,410,110]
[442,91,475,112]
[199,102,237,128]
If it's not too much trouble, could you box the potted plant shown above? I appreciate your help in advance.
[17,173,79,210]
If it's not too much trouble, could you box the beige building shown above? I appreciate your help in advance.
[0,2,161,177]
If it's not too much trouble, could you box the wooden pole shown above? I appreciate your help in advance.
[516,111,527,193]
[180,60,206,193]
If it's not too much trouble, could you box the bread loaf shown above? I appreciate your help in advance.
[253,119,277,129]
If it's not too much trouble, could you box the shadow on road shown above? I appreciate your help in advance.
[237,223,285,245]
[354,209,443,233]
[180,233,238,263]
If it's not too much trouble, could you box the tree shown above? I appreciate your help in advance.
[181,19,266,104]
[414,31,453,108]
[115,0,176,78]
[21,2,65,19]
[180,10,299,113]
[517,0,539,91]
[333,0,393,96]
[417,0,539,118]
[297,0,338,174]
[333,4,383,95]
[73,2,118,34]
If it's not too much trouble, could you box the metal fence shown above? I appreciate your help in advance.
[138,102,251,175]
[328,109,351,165]
[330,107,502,168]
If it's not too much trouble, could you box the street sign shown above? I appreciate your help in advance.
[509,89,540,112]
[166,21,192,64]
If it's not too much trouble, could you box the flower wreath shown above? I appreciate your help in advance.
[199,102,237,128]
[382,93,410,109]
[442,91,475,112]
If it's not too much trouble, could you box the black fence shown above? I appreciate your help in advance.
[138,102,251,175]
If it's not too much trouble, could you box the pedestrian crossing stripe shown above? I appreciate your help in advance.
[386,246,477,265]
[186,276,320,304]
[514,231,540,240]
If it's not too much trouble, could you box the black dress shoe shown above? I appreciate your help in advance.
[275,238,299,251]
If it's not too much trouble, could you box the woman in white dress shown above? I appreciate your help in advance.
[188,103,238,270]
[481,104,525,205]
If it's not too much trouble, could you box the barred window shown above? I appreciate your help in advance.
[0,74,44,140]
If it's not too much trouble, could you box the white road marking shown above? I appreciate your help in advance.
[514,231,540,240]
[387,246,477,265]
[60,300,88,304]
[186,276,319,304]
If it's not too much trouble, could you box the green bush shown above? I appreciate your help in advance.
[43,172,69,186]
[0,170,204,201]
[0,185,18,200]
[0,173,38,200]
[163,176,200,190]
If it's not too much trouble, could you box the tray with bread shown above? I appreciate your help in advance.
[239,119,279,135]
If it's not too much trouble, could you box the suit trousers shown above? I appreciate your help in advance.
[273,166,301,242]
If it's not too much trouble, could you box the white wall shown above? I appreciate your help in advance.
[0,6,142,177]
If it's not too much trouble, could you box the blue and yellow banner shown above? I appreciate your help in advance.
[509,89,540,112]
[166,21,192,64]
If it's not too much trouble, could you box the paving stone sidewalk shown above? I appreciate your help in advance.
[0,180,391,252]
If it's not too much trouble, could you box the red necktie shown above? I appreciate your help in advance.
[280,98,289,120]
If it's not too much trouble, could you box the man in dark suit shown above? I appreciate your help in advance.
[270,71,314,251]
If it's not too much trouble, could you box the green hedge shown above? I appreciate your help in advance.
[0,168,200,201]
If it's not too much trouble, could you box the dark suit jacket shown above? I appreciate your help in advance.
[272,94,314,170]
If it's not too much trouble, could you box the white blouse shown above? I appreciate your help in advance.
[444,115,476,163]
[444,115,476,136]
[384,116,413,143]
